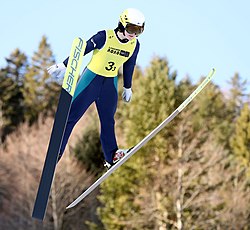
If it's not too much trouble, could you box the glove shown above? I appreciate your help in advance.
[47,63,66,82]
[122,87,132,103]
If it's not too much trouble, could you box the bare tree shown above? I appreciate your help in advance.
[0,108,101,230]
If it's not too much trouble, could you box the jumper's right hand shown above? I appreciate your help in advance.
[47,63,66,81]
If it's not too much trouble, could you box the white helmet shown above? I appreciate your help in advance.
[119,8,145,35]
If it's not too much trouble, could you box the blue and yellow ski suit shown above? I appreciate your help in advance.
[59,29,140,164]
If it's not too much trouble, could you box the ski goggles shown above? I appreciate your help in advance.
[125,23,144,36]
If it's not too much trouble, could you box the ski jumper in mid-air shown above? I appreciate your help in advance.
[47,8,145,168]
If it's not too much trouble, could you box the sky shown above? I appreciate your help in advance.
[1,0,249,91]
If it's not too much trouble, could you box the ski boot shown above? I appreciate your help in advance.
[104,149,130,169]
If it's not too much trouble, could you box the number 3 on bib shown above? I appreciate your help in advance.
[105,61,116,71]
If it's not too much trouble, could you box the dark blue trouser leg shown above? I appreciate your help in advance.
[95,77,118,163]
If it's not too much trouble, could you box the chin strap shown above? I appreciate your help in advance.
[115,27,129,43]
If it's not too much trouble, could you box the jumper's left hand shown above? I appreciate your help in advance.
[122,87,132,103]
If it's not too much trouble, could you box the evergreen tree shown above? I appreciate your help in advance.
[227,72,247,118]
[230,103,250,169]
[226,73,248,150]
[0,49,27,140]
[22,35,59,124]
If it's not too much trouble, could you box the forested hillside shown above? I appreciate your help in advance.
[0,36,249,229]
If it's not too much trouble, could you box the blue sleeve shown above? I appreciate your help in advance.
[63,31,106,66]
[123,40,140,88]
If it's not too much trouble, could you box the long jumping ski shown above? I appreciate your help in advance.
[32,37,86,220]
[66,68,216,209]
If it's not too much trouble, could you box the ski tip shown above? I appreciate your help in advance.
[66,203,74,209]
[211,68,216,75]
[207,68,216,79]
